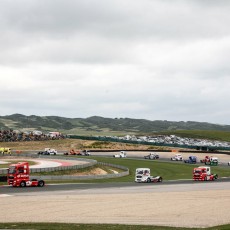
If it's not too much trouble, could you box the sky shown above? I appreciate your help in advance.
[0,0,230,124]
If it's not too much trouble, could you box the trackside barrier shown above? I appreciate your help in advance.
[0,154,97,174]
[0,154,129,180]
[31,162,129,181]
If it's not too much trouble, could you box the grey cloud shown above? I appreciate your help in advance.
[0,1,230,124]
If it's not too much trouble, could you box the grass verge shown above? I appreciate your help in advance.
[0,223,230,230]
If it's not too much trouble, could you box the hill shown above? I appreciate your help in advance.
[1,114,230,136]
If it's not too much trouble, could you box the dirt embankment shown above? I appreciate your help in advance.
[0,139,173,151]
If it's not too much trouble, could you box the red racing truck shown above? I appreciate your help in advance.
[7,162,45,187]
[193,166,218,181]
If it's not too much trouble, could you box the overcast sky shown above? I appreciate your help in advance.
[1,0,230,124]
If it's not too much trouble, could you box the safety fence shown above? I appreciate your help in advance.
[0,154,129,181]
[31,162,129,181]
[0,154,97,174]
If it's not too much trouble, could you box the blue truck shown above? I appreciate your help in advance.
[184,156,197,164]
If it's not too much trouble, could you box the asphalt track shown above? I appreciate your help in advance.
[1,177,230,195]
[1,153,230,228]
[1,151,229,195]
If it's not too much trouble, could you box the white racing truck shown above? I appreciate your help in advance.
[38,148,57,155]
[171,154,183,161]
[113,151,127,158]
[144,153,159,160]
[135,168,162,183]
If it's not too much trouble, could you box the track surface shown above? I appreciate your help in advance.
[1,151,229,227]
[1,181,230,228]
[1,177,230,194]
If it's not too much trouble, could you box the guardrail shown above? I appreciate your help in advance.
[32,162,129,181]
[0,154,97,174]
[0,154,129,181]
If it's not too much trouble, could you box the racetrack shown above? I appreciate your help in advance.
[1,181,230,228]
[1,151,230,228]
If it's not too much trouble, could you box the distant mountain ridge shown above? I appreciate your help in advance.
[0,114,230,134]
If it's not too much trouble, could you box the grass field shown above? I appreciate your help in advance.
[0,223,229,230]
[1,156,229,183]
[60,156,230,182]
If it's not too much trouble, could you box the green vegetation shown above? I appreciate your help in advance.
[80,156,230,182]
[2,156,227,184]
[2,156,229,184]
[2,114,230,135]
[0,223,229,230]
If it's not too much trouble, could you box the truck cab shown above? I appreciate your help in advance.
[113,151,127,158]
[144,153,159,160]
[0,147,11,155]
[7,162,45,187]
[135,168,162,183]
[193,166,218,181]
[184,156,197,164]
[171,154,183,161]
[135,168,151,182]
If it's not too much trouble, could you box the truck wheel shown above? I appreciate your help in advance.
[158,177,163,182]
[38,180,45,187]
[214,174,218,180]
[147,178,151,183]
[20,181,26,187]
[204,176,207,181]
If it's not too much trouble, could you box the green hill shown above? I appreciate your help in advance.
[1,114,230,137]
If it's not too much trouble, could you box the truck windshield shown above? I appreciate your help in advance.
[194,169,201,173]
[8,166,16,174]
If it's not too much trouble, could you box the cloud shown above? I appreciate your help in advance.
[0,0,230,124]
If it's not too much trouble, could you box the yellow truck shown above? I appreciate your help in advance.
[0,147,11,155]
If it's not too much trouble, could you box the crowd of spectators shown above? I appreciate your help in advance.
[0,129,65,142]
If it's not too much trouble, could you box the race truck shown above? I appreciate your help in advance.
[7,162,45,187]
[0,147,11,155]
[38,148,57,155]
[193,166,218,181]
[135,168,162,183]
[113,151,127,158]
[184,156,197,164]
[171,154,183,161]
[64,149,82,155]
[200,156,218,166]
[81,150,91,156]
[144,153,159,160]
